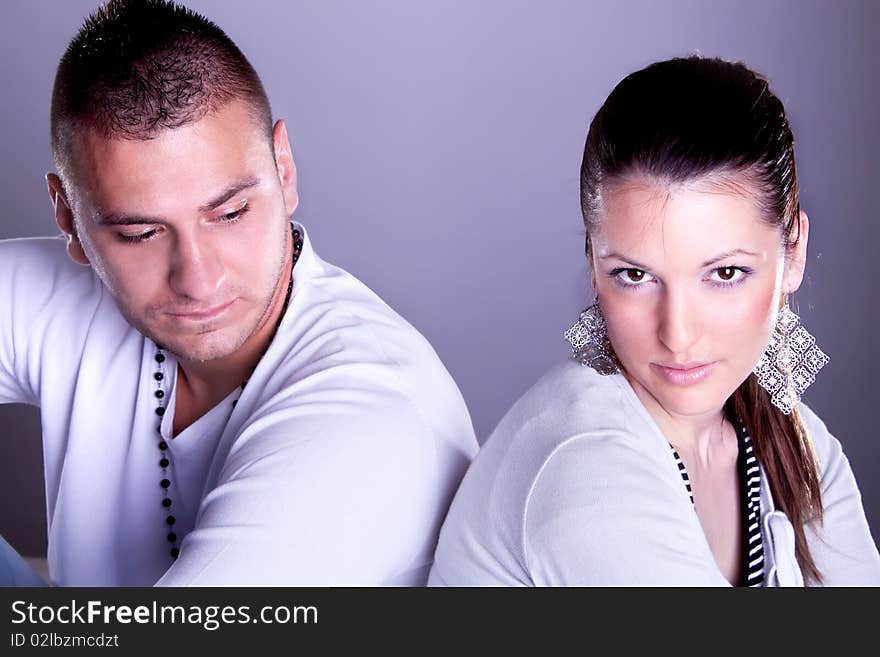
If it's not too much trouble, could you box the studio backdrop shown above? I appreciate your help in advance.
[1,0,877,555]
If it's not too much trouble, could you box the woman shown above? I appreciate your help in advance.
[428,56,880,586]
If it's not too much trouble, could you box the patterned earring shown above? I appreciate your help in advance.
[753,303,829,415]
[563,302,621,375]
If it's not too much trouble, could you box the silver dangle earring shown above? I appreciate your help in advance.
[563,302,621,375]
[753,303,829,415]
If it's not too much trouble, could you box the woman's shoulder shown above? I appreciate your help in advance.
[796,402,841,475]
[794,403,880,585]
[494,359,640,447]
[430,360,700,585]
[466,360,665,506]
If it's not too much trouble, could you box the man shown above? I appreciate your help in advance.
[0,0,477,586]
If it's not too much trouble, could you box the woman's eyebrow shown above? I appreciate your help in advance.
[701,248,759,267]
[600,248,759,270]
[598,252,652,270]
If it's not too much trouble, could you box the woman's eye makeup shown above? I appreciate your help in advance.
[607,265,753,289]
[609,268,656,288]
[706,266,752,287]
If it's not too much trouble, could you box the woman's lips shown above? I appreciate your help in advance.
[651,361,718,386]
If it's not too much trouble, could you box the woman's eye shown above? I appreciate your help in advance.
[616,268,654,285]
[709,266,748,285]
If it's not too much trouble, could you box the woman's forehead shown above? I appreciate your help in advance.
[593,176,781,264]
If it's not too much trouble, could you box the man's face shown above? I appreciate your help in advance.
[58,100,298,362]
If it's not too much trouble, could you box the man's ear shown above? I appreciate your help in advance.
[46,173,89,266]
[782,209,809,295]
[272,119,299,216]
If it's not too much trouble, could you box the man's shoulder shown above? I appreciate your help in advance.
[287,227,454,384]
[240,252,476,454]
[297,250,428,353]
[2,235,71,267]
[1,235,97,289]
[1,236,105,316]
[273,250,468,407]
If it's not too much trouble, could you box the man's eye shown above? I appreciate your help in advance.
[118,229,157,243]
[219,203,249,223]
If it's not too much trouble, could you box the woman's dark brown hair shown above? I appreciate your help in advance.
[580,56,823,583]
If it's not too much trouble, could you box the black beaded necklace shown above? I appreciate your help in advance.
[152,226,303,561]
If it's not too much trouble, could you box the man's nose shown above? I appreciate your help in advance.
[167,233,225,301]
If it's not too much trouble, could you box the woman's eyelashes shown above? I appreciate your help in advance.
[607,266,753,290]
[707,266,753,288]
[609,268,656,288]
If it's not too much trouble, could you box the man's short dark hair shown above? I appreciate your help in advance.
[51,0,273,184]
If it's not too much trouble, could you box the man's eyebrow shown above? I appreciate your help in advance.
[199,177,260,212]
[93,177,262,226]
[95,212,163,226]
[598,248,759,270]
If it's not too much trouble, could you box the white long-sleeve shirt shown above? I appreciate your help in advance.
[428,360,880,586]
[0,222,478,586]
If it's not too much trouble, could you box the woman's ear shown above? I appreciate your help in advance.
[782,210,809,294]
[586,238,598,292]
[46,173,89,266]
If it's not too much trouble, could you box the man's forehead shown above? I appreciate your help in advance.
[68,105,272,200]
[71,99,270,167]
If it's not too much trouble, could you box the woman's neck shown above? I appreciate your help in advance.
[624,370,733,468]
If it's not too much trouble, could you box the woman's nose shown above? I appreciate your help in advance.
[657,288,700,356]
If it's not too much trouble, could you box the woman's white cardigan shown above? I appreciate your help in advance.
[429,361,880,586]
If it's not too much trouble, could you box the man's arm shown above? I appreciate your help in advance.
[155,386,441,586]
[0,237,103,407]
[0,238,58,405]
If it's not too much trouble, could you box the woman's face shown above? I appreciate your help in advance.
[590,175,808,422]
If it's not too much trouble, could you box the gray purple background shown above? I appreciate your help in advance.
[2,0,878,557]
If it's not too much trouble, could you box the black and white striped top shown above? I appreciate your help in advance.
[670,419,765,587]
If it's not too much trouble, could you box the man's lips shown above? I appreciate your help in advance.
[166,299,236,321]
